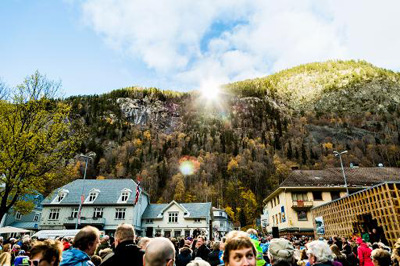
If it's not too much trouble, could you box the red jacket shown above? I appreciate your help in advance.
[357,243,373,266]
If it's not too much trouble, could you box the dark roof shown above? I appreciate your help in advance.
[280,167,400,187]
[142,202,212,219]
[42,179,143,205]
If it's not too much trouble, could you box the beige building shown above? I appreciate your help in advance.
[262,167,400,237]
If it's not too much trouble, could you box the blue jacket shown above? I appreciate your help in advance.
[60,248,94,266]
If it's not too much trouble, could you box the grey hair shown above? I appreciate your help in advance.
[306,240,333,263]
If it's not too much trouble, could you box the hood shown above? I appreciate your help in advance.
[61,248,90,265]
[249,234,258,241]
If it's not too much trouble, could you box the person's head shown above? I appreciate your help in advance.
[114,223,135,247]
[223,231,256,266]
[144,237,175,266]
[371,249,391,266]
[3,243,11,253]
[100,235,109,244]
[196,236,205,248]
[98,248,113,260]
[187,259,212,266]
[73,226,100,256]
[220,237,226,251]
[330,245,341,257]
[29,239,63,266]
[300,249,308,261]
[246,229,257,237]
[138,237,151,251]
[372,229,377,234]
[212,241,220,251]
[90,255,102,266]
[306,240,333,265]
[356,238,364,245]
[268,238,294,266]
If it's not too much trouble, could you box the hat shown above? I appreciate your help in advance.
[268,238,294,260]
[356,238,363,245]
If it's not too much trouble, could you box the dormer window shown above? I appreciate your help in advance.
[85,189,100,203]
[52,189,69,204]
[118,188,132,203]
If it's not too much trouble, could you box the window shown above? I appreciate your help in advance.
[85,189,100,203]
[174,231,181,238]
[146,219,153,224]
[194,218,201,223]
[49,209,60,220]
[93,208,104,218]
[292,193,308,201]
[168,212,178,223]
[52,189,69,203]
[33,214,40,222]
[15,212,22,220]
[331,191,341,200]
[313,191,323,201]
[118,188,132,203]
[115,208,126,220]
[297,211,308,221]
[71,208,78,218]
[164,231,171,238]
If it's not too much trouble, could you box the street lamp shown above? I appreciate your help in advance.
[75,154,93,229]
[333,150,349,196]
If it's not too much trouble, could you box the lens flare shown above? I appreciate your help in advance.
[179,156,200,176]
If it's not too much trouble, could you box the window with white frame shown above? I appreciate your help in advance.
[168,212,178,223]
[93,208,104,218]
[85,189,100,203]
[52,189,69,203]
[118,188,132,203]
[33,214,40,222]
[15,212,22,220]
[49,209,60,220]
[115,208,126,220]
[71,208,78,218]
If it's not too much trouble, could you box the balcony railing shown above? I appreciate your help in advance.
[64,217,106,226]
[291,200,313,210]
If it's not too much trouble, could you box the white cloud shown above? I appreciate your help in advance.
[80,0,400,90]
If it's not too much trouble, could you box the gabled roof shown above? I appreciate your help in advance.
[280,167,400,187]
[142,202,212,219]
[158,200,190,217]
[42,179,146,205]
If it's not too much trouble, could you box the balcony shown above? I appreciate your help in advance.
[291,200,313,210]
[63,217,106,227]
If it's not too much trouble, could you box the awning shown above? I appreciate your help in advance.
[0,226,30,234]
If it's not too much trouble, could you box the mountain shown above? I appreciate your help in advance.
[65,60,400,226]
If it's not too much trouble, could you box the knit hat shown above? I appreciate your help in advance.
[268,238,294,261]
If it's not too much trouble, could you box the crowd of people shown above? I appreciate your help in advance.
[0,225,399,266]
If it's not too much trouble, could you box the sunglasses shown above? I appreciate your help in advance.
[29,259,40,266]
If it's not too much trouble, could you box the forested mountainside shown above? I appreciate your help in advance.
[65,60,400,226]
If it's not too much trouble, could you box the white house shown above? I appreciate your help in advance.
[40,179,149,236]
[212,207,233,240]
[141,201,212,239]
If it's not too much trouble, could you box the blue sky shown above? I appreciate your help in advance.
[1,0,400,97]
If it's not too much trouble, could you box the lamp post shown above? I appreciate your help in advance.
[75,154,92,229]
[333,150,349,196]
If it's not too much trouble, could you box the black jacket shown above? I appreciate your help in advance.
[208,250,221,266]
[192,245,210,261]
[100,240,144,266]
[177,248,193,266]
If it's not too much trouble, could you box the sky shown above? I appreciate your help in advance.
[1,0,400,97]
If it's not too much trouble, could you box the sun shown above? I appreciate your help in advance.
[199,79,222,102]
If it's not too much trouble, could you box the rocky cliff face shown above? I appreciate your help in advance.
[116,97,181,131]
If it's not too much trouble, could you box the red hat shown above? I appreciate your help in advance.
[356,237,363,244]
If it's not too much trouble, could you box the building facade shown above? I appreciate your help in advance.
[212,207,233,240]
[262,167,400,237]
[141,201,212,239]
[312,182,400,246]
[1,194,44,232]
[40,179,149,236]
